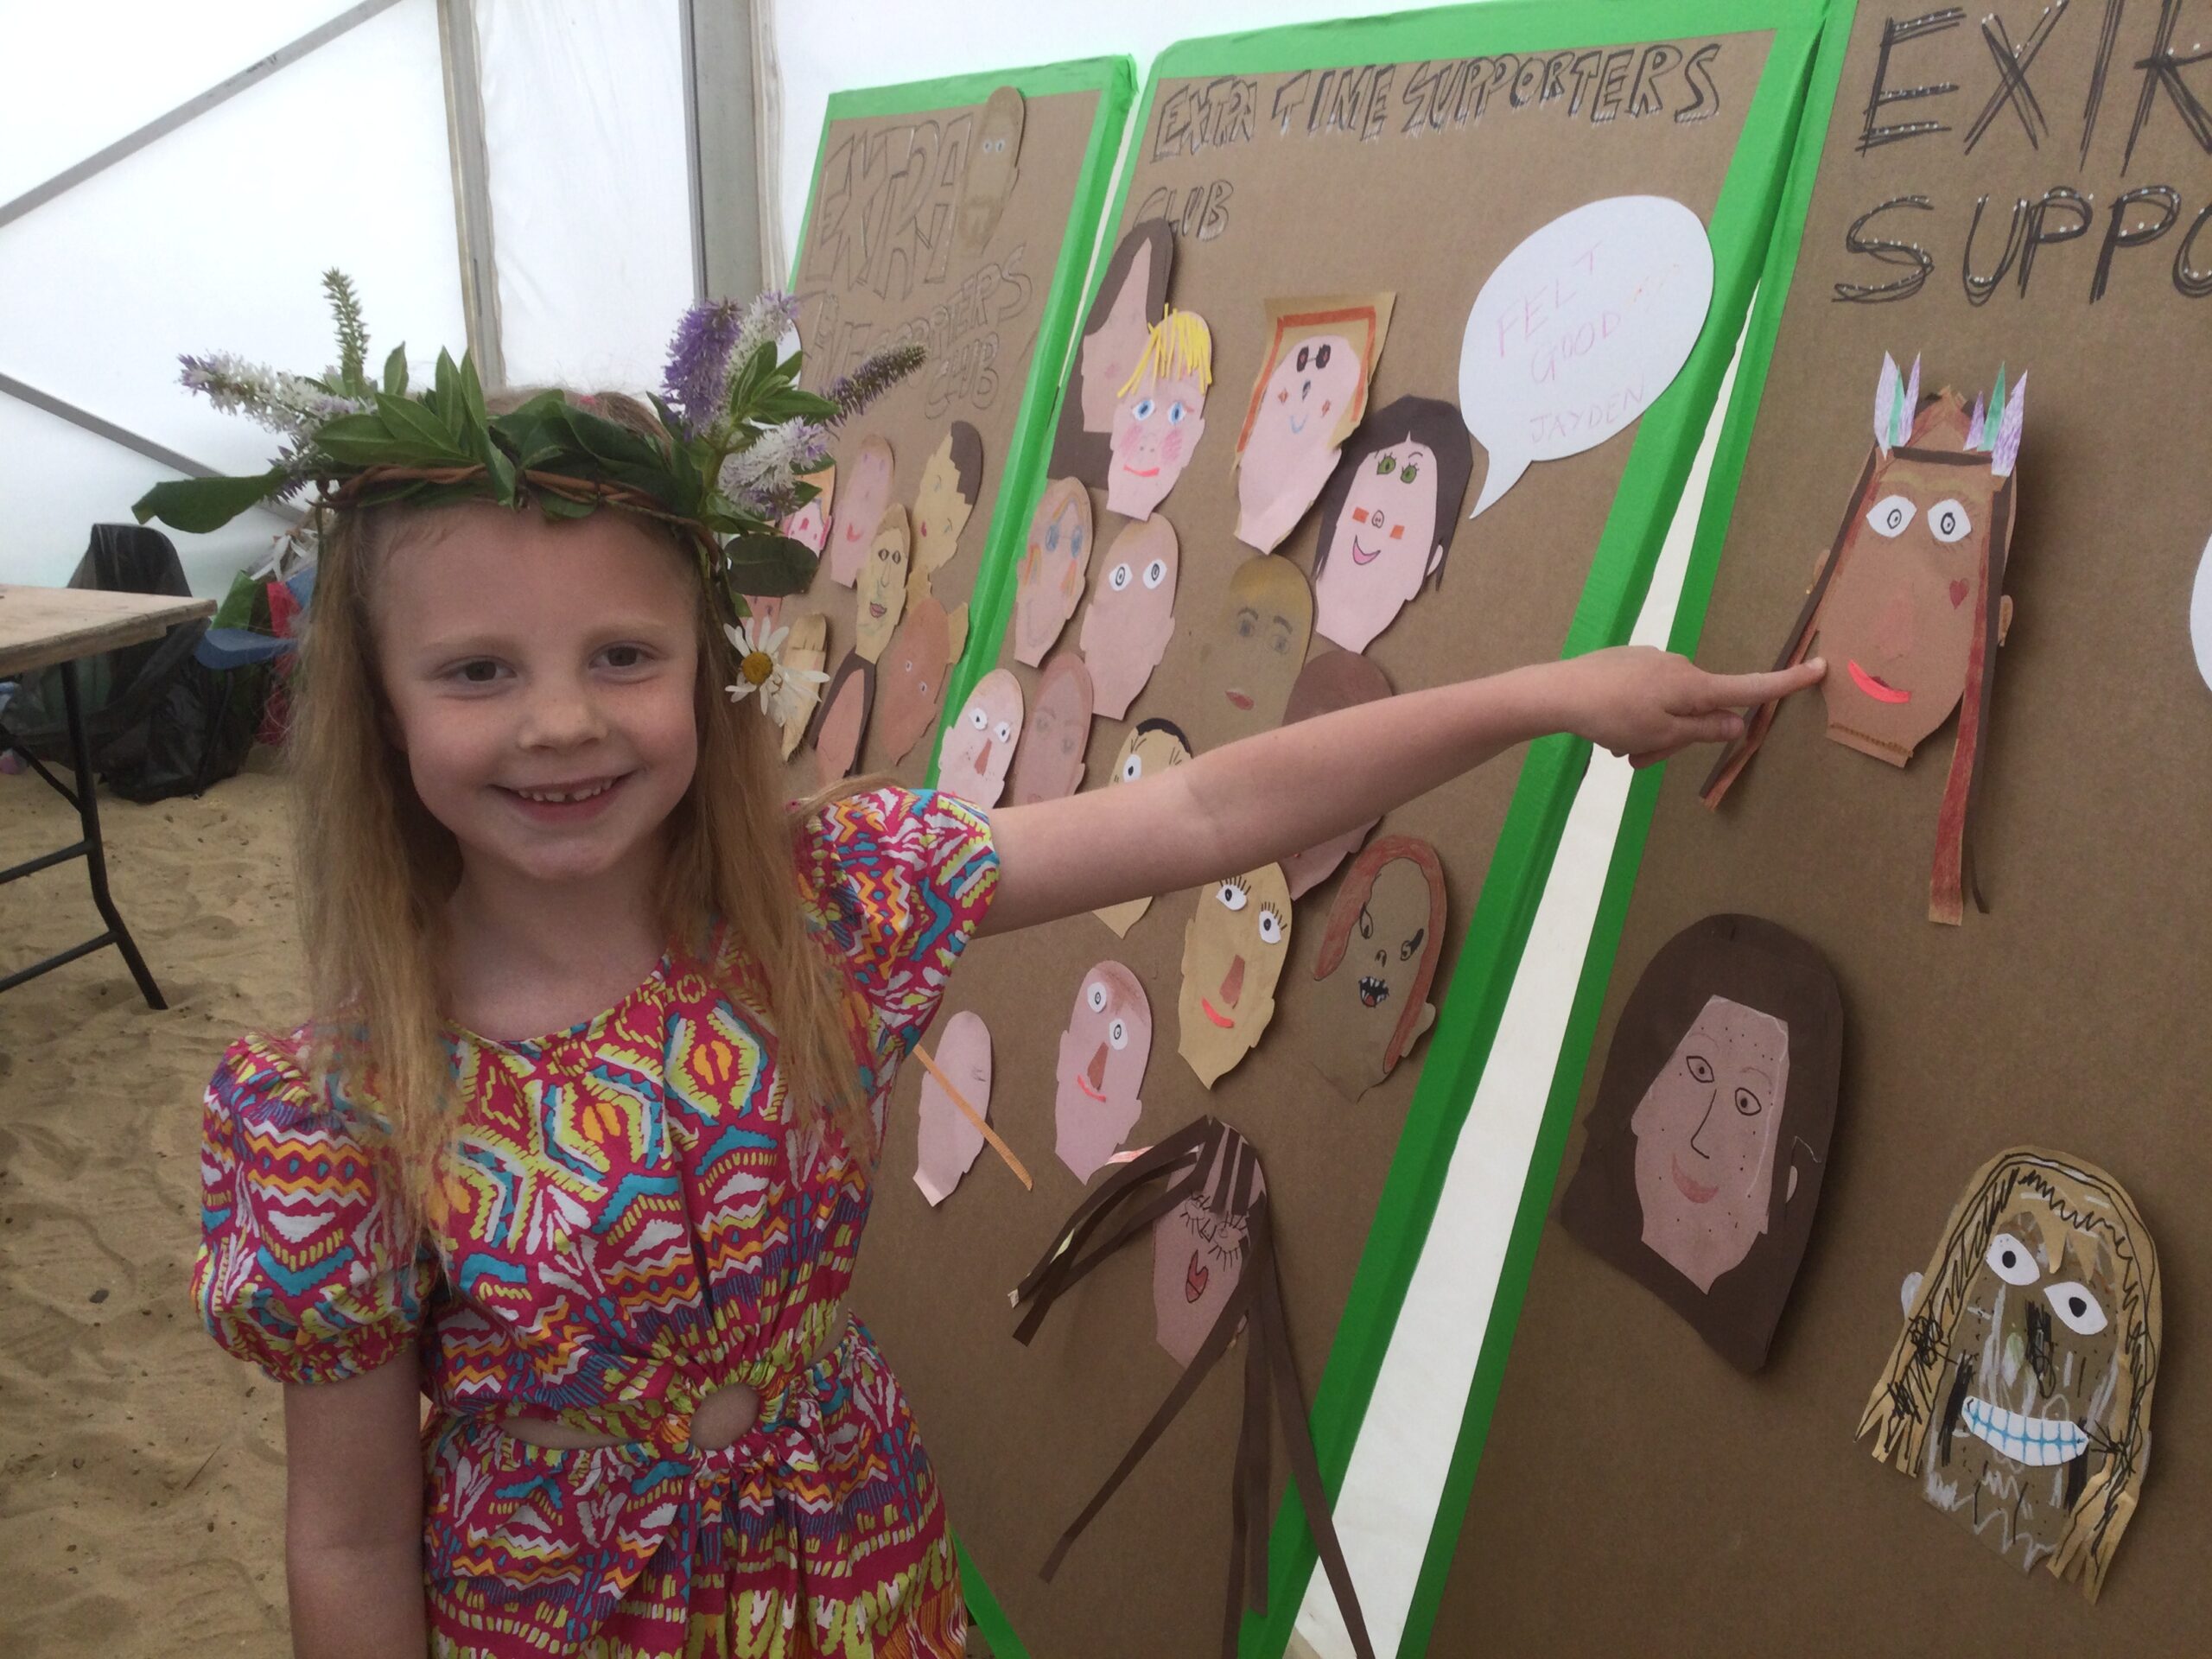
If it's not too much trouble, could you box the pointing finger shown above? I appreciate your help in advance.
[1699,658,1825,709]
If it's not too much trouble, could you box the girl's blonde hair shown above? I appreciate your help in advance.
[289,390,864,1231]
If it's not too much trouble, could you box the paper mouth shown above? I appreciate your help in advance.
[1200,996,1236,1030]
[1357,975,1389,1007]
[1225,689,1254,711]
[1185,1250,1210,1303]
[1073,1072,1107,1103]
[1961,1397,2089,1467]
[868,601,887,619]
[1121,461,1161,478]
[1847,659,1911,704]
[1287,411,1310,435]
[1669,1153,1718,1205]
[1351,537,1382,566]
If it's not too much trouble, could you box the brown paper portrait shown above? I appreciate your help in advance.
[1077,516,1179,721]
[1233,293,1396,554]
[805,650,874,781]
[909,421,984,606]
[1013,477,1095,667]
[874,594,952,764]
[775,611,829,761]
[1201,554,1313,742]
[1151,1124,1268,1368]
[1560,912,1843,1373]
[1008,650,1094,806]
[914,1009,994,1207]
[1092,719,1192,937]
[936,666,1021,809]
[1177,861,1293,1089]
[1306,836,1446,1100]
[1279,650,1393,898]
[828,435,893,587]
[957,86,1025,255]
[854,505,910,664]
[1051,219,1173,487]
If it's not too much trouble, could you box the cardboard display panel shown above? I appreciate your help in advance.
[838,5,1824,1655]
[1436,0,2212,1651]
[782,59,1135,789]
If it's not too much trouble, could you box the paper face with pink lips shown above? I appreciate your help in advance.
[935,668,1022,808]
[1106,308,1211,521]
[1014,478,1094,667]
[1204,556,1312,744]
[780,464,834,555]
[1177,863,1293,1088]
[829,437,893,586]
[1007,652,1093,805]
[1150,1131,1267,1366]
[1054,962,1151,1182]
[914,1010,993,1207]
[1311,396,1473,653]
[1232,295,1395,554]
[1077,518,1178,721]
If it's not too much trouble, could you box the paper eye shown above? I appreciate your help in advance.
[992,721,1013,744]
[1142,558,1167,589]
[1733,1087,1763,1116]
[1927,498,1972,543]
[1357,906,1373,940]
[1108,1017,1130,1051]
[2044,1281,2108,1336]
[1399,461,1420,486]
[1256,906,1284,945]
[1315,342,1332,369]
[1865,493,1916,537]
[1086,981,1109,1014]
[1295,346,1310,372]
[1374,454,1397,475]
[1984,1232,2040,1286]
[1070,531,1084,556]
[1133,397,1155,422]
[968,706,988,730]
[1686,1054,1714,1084]
[1399,926,1425,961]
[1216,880,1248,912]
[1045,524,1060,552]
[1109,562,1133,593]
[1167,401,1185,426]
[1120,753,1143,782]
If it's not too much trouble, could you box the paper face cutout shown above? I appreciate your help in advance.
[806,651,874,780]
[909,423,983,605]
[1560,914,1842,1373]
[1093,720,1192,936]
[914,1010,993,1206]
[1013,477,1094,667]
[1077,517,1179,721]
[830,436,893,586]
[1308,837,1446,1099]
[1859,1147,2158,1599]
[1206,556,1313,742]
[1233,294,1395,553]
[936,668,1021,808]
[874,595,951,763]
[1008,652,1094,806]
[777,612,830,760]
[780,464,834,555]
[1053,963,1151,1181]
[1279,652,1394,898]
[1053,221,1173,487]
[1311,397,1476,653]
[957,86,1024,255]
[2193,528,2212,692]
[1151,1124,1268,1367]
[1107,307,1212,520]
[853,505,909,664]
[1177,862,1293,1089]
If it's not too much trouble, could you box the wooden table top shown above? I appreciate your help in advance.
[0,584,216,678]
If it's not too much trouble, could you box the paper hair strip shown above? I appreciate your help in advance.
[1010,1117,1374,1659]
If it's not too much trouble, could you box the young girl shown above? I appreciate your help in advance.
[169,307,1819,1658]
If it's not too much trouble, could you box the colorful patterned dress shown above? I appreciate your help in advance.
[194,787,999,1657]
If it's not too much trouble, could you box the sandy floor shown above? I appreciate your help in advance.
[1,749,297,1656]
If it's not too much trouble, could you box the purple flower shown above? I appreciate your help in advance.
[823,342,925,423]
[661,299,745,437]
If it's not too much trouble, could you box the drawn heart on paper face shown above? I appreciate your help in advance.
[1185,1251,1210,1303]
[1949,578,1969,608]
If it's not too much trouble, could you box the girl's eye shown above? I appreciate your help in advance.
[1927,498,1973,544]
[992,721,1013,744]
[1132,397,1155,421]
[601,645,649,670]
[455,659,504,683]
[1108,1018,1129,1051]
[1086,982,1109,1013]
[1217,881,1248,912]
[1166,401,1185,426]
[1686,1055,1714,1084]
[968,707,988,730]
[1109,563,1133,592]
[2044,1281,2108,1336]
[1121,754,1143,782]
[1143,558,1168,589]
[1256,907,1283,944]
[1984,1231,2040,1286]
[1865,493,1916,537]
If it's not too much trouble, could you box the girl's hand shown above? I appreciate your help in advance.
[1555,646,1826,769]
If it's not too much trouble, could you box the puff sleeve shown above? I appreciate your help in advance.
[798,785,1001,1065]
[193,1033,432,1386]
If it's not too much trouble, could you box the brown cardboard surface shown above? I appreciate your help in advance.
[1443,4,2212,1651]
[787,85,1103,785]
[844,31,1774,1659]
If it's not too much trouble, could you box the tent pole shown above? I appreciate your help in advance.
[436,0,506,390]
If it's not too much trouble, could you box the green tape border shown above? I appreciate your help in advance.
[782,55,1140,787]
[1392,3,1855,1656]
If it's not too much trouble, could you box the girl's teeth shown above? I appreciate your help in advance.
[519,780,612,803]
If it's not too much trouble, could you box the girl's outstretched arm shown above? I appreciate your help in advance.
[282,1357,427,1657]
[982,646,1823,936]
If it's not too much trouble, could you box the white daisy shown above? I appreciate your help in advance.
[724,614,827,728]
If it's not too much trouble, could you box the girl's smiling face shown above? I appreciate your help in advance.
[372,504,701,889]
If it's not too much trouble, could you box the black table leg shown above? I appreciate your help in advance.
[60,661,168,1009]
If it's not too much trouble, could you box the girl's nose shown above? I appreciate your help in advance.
[521,679,607,748]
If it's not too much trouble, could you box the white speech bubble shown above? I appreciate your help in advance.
[1458,195,1714,519]
[2191,527,2212,692]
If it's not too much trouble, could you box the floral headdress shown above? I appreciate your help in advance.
[134,270,921,623]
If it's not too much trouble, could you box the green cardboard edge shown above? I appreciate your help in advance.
[1392,3,1854,1656]
[780,55,1139,789]
[922,3,1832,1656]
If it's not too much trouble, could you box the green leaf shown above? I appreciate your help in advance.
[535,492,596,520]
[430,350,471,446]
[311,411,422,467]
[719,531,818,597]
[382,346,409,395]
[133,468,290,534]
[374,391,475,464]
